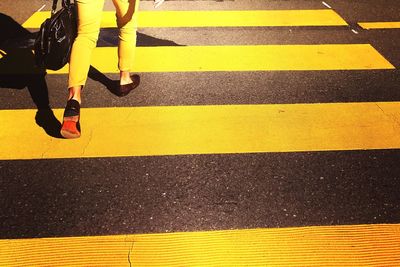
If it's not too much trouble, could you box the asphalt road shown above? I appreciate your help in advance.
[1,0,400,240]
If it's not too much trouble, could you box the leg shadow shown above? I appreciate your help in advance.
[90,30,183,95]
[98,29,184,47]
[88,65,120,96]
[0,13,62,138]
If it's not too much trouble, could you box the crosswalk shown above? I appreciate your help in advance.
[1,2,400,266]
[23,9,349,28]
[44,44,394,74]
[2,102,400,160]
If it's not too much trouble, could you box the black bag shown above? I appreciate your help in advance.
[34,0,77,70]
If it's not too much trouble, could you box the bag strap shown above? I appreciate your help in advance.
[62,0,73,8]
[51,0,58,15]
[51,0,73,15]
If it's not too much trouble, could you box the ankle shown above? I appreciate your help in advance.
[68,86,82,104]
[120,71,132,85]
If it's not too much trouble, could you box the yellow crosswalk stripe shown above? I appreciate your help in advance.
[1,224,399,266]
[22,9,348,28]
[358,21,400,29]
[1,102,400,160]
[5,45,392,75]
[8,44,388,75]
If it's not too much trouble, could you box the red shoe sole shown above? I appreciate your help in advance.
[60,119,81,139]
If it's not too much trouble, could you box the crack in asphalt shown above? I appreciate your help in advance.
[376,103,400,130]
[128,240,135,267]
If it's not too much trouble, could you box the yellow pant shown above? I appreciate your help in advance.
[68,0,139,88]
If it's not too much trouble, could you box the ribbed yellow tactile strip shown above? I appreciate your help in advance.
[1,102,400,160]
[22,9,348,28]
[0,224,399,266]
[359,22,400,29]
[38,44,393,75]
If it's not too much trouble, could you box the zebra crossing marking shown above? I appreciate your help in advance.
[5,45,392,75]
[1,102,400,160]
[1,4,399,265]
[37,44,394,74]
[1,224,399,266]
[22,9,348,28]
[358,21,400,30]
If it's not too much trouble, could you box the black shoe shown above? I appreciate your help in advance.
[35,107,62,138]
[113,74,140,97]
[60,99,81,139]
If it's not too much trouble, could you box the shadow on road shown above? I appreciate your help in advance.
[98,28,184,47]
[0,13,62,138]
[92,27,184,94]
[89,30,183,96]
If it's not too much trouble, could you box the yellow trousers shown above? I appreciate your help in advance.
[68,0,139,88]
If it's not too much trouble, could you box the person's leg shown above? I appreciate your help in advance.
[62,0,104,138]
[112,0,139,86]
[68,0,105,103]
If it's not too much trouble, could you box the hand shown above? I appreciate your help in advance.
[154,0,164,8]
